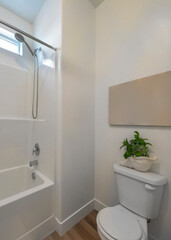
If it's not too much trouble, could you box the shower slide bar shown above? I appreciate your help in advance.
[0,19,57,51]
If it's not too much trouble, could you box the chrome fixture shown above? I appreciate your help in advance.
[32,172,36,180]
[32,49,40,119]
[0,19,57,51]
[33,143,40,156]
[14,33,40,119]
[29,160,38,167]
[15,33,34,56]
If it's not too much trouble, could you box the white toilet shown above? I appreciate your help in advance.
[97,163,167,240]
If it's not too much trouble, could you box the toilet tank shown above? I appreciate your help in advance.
[113,163,167,219]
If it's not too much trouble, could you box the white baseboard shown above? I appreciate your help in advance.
[94,198,107,211]
[17,215,55,240]
[55,199,95,236]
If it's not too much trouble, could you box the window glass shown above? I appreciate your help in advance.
[0,27,23,55]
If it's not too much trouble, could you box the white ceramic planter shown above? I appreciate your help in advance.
[133,157,152,172]
[120,156,157,172]
[120,157,134,168]
[132,156,157,172]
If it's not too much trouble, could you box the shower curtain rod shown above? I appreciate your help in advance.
[0,19,57,51]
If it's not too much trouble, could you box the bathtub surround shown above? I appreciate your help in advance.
[0,7,33,170]
[0,64,31,118]
[95,0,171,239]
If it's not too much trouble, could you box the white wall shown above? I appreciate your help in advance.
[95,1,171,239]
[58,0,95,222]
[33,0,61,49]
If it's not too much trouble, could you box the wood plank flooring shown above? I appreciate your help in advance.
[44,210,101,240]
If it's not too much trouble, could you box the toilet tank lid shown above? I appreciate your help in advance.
[113,163,167,186]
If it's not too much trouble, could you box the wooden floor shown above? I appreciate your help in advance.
[44,210,101,240]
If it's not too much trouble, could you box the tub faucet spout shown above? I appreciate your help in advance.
[29,160,38,167]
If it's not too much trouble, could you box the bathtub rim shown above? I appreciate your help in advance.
[0,164,54,208]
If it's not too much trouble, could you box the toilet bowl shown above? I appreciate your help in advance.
[97,205,147,240]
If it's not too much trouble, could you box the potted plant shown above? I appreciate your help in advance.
[120,131,157,172]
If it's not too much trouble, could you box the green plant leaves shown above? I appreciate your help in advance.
[120,131,152,159]
[134,131,139,139]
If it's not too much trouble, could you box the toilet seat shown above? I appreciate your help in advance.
[97,205,147,240]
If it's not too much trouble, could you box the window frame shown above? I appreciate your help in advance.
[0,27,23,55]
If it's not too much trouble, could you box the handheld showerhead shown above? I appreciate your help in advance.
[14,33,41,120]
[14,33,25,43]
[14,33,34,56]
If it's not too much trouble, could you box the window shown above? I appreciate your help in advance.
[42,58,55,68]
[0,27,23,55]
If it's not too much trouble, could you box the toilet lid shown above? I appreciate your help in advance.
[98,207,143,240]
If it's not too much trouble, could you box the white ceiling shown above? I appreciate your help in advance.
[0,0,104,24]
[89,0,104,8]
[0,0,46,23]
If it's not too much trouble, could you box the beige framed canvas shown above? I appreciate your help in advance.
[109,71,171,126]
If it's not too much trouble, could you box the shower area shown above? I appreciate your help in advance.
[0,1,58,239]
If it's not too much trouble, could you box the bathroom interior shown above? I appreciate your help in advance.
[0,0,170,240]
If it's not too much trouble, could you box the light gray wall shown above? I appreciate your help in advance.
[95,1,171,239]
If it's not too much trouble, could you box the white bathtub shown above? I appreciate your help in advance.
[0,165,54,240]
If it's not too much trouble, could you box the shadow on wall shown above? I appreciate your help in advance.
[149,182,170,239]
